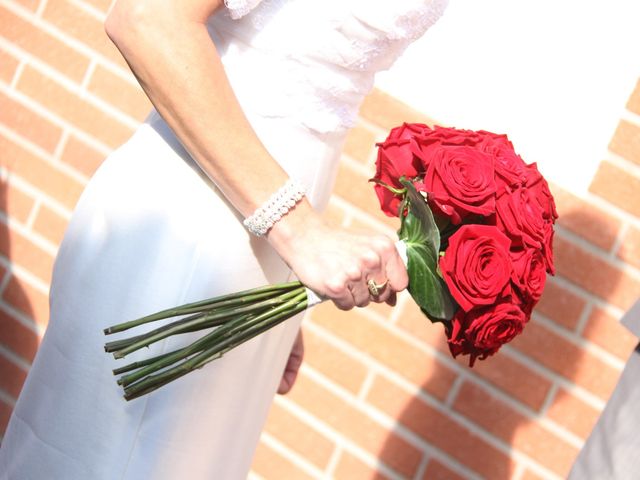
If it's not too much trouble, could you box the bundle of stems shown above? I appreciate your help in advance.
[104,281,308,401]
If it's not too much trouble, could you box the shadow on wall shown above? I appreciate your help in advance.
[377,204,636,479]
[0,179,39,436]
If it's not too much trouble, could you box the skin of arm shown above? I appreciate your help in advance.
[104,0,408,311]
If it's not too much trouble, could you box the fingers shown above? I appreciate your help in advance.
[339,236,405,309]
[372,235,408,293]
[278,330,304,395]
[289,228,407,311]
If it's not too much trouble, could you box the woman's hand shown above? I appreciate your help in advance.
[268,204,409,310]
[105,0,408,311]
[278,330,304,395]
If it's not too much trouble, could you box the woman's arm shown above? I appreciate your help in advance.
[105,0,408,309]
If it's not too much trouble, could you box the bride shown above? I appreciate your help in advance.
[0,0,446,478]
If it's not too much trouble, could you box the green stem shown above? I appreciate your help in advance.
[369,178,407,196]
[110,287,304,359]
[105,311,204,352]
[116,313,254,386]
[122,291,307,400]
[104,281,302,334]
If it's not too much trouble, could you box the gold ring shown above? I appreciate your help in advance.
[367,279,387,297]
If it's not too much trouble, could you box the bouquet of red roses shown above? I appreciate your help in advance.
[104,123,556,400]
[372,123,557,365]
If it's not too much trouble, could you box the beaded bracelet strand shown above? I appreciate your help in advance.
[243,180,307,237]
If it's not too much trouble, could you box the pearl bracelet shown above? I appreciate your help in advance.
[243,180,307,237]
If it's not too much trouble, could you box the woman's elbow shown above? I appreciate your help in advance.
[104,0,152,49]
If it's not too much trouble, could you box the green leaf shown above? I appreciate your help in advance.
[398,179,456,322]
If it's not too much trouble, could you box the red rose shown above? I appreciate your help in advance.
[423,146,496,224]
[541,221,555,274]
[476,131,527,194]
[412,126,484,167]
[372,137,422,216]
[524,163,559,222]
[440,225,512,311]
[447,302,526,366]
[426,126,484,144]
[495,186,546,249]
[510,247,547,302]
[387,122,432,141]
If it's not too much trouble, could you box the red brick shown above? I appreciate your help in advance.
[333,452,391,480]
[521,469,548,480]
[550,183,621,251]
[422,459,466,480]
[582,306,637,361]
[589,161,640,217]
[0,92,63,153]
[32,204,69,246]
[2,275,49,327]
[0,397,13,437]
[453,381,579,476]
[0,308,40,363]
[289,373,423,478]
[535,279,586,331]
[0,6,89,82]
[250,440,315,480]
[397,298,451,352]
[366,376,516,479]
[0,49,19,84]
[0,179,35,224]
[0,354,27,399]
[627,79,640,116]
[310,303,458,401]
[263,402,334,469]
[554,235,640,310]
[0,223,54,284]
[17,66,135,149]
[13,0,39,11]
[42,0,128,69]
[82,0,114,13]
[465,351,552,412]
[87,65,151,121]
[608,120,640,166]
[343,124,378,163]
[397,295,553,411]
[333,162,380,213]
[545,388,600,440]
[302,327,368,394]
[360,89,437,131]
[617,224,640,269]
[511,320,622,400]
[0,135,84,210]
[60,134,106,178]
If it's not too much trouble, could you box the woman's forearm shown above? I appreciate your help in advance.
[104,0,408,309]
[105,0,300,219]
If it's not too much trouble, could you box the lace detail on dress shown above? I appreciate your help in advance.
[212,0,449,133]
[346,0,449,71]
[224,0,263,19]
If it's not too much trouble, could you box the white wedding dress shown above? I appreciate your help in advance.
[0,1,447,478]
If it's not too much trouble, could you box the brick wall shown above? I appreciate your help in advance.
[1,2,640,479]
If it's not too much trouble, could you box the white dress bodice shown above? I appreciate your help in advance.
[210,0,448,133]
